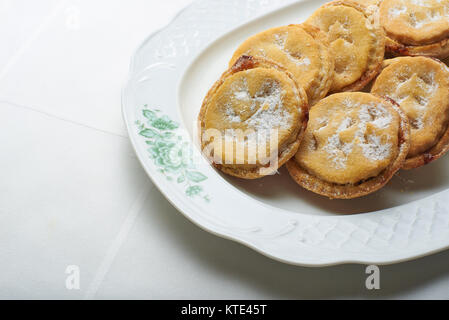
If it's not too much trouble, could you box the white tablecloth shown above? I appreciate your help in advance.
[1,0,449,299]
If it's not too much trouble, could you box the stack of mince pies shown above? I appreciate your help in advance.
[198,0,449,199]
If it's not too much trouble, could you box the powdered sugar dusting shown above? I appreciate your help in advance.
[224,78,251,123]
[358,104,393,161]
[316,117,329,130]
[389,6,407,17]
[289,55,311,67]
[387,0,449,29]
[360,104,393,129]
[406,0,449,28]
[246,81,291,130]
[234,82,251,101]
[224,78,292,131]
[274,33,287,49]
[321,103,393,169]
[224,105,241,123]
[273,32,310,68]
[323,117,354,169]
[391,70,438,130]
[410,0,439,7]
[362,135,392,161]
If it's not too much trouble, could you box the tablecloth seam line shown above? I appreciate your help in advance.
[0,98,128,139]
[83,181,153,300]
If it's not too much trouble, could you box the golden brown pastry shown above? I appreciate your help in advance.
[230,24,334,106]
[287,92,410,199]
[371,56,449,169]
[199,56,309,179]
[306,0,385,93]
[379,0,449,59]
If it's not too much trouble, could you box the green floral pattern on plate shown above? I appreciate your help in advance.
[136,105,210,202]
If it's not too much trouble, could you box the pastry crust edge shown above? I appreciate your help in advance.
[386,36,449,60]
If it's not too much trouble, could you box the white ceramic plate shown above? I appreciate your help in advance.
[122,0,449,266]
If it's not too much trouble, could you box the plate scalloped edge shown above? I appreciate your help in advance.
[122,0,449,267]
